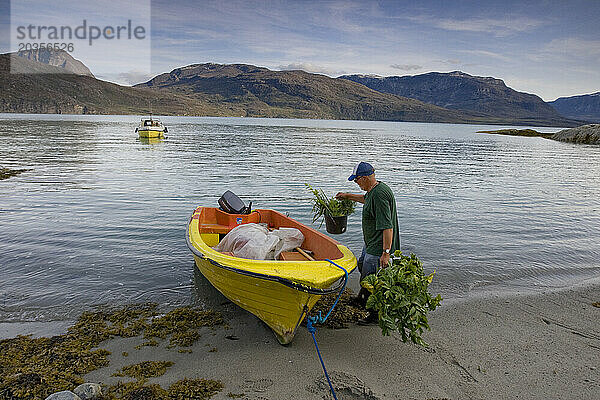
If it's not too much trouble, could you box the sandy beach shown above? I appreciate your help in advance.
[70,279,600,400]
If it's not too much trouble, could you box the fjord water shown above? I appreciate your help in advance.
[1,114,599,325]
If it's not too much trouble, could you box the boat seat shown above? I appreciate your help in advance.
[279,250,313,261]
[198,223,232,234]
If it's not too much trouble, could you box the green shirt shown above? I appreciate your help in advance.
[362,181,400,256]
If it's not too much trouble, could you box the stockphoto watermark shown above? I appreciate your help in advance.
[10,0,151,80]
[15,20,147,50]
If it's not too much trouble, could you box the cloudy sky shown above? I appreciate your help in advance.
[2,0,599,101]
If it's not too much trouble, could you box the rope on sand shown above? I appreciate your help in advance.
[306,259,348,400]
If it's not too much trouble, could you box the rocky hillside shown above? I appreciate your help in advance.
[0,53,228,115]
[551,124,600,144]
[135,63,471,123]
[548,93,600,123]
[15,49,94,76]
[339,71,579,127]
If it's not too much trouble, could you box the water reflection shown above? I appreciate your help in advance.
[191,266,229,309]
[139,137,165,145]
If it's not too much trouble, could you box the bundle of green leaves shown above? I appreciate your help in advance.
[305,184,356,225]
[361,251,442,346]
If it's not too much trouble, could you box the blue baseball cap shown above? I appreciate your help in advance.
[348,162,375,181]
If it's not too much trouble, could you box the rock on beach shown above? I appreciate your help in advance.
[44,391,81,400]
[73,383,103,400]
[44,383,102,400]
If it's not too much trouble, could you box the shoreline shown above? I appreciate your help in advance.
[3,275,599,340]
[0,112,580,129]
[2,280,598,399]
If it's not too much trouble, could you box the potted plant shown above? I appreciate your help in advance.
[306,184,356,234]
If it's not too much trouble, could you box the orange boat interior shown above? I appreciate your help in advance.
[193,207,344,261]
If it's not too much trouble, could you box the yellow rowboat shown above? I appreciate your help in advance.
[186,206,357,344]
[135,117,168,138]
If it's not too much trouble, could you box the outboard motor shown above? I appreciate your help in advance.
[218,190,252,214]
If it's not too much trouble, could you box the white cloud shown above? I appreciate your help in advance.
[526,37,600,65]
[407,15,545,37]
[459,49,512,62]
[436,59,463,66]
[390,64,422,71]
[542,37,600,58]
[275,62,346,76]
[95,70,155,85]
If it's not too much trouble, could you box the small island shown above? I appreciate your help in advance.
[0,167,30,180]
[478,124,600,144]
[476,128,553,138]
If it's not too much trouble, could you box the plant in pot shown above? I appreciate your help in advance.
[306,184,356,234]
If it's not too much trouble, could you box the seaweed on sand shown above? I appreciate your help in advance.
[0,303,224,400]
[104,380,167,400]
[0,331,111,399]
[167,378,225,400]
[306,288,368,329]
[143,306,224,348]
[112,361,174,380]
[104,377,224,400]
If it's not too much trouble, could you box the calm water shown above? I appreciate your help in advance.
[1,114,599,325]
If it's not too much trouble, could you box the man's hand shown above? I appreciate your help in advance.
[336,192,365,203]
[380,252,390,268]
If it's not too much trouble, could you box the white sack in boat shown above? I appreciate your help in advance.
[270,227,305,259]
[214,223,304,260]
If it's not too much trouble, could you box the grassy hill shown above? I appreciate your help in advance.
[134,63,473,123]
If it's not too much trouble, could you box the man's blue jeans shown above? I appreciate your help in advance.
[357,247,379,281]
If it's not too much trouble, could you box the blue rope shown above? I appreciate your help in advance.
[307,319,338,400]
[306,259,348,400]
[308,259,348,324]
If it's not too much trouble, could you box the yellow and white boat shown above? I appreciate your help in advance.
[135,117,168,138]
[186,206,357,344]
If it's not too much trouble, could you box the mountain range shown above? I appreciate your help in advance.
[134,63,473,123]
[0,49,595,126]
[339,72,576,126]
[547,93,600,122]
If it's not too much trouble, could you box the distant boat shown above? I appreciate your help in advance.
[135,116,168,138]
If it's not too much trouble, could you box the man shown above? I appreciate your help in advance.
[336,162,400,321]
